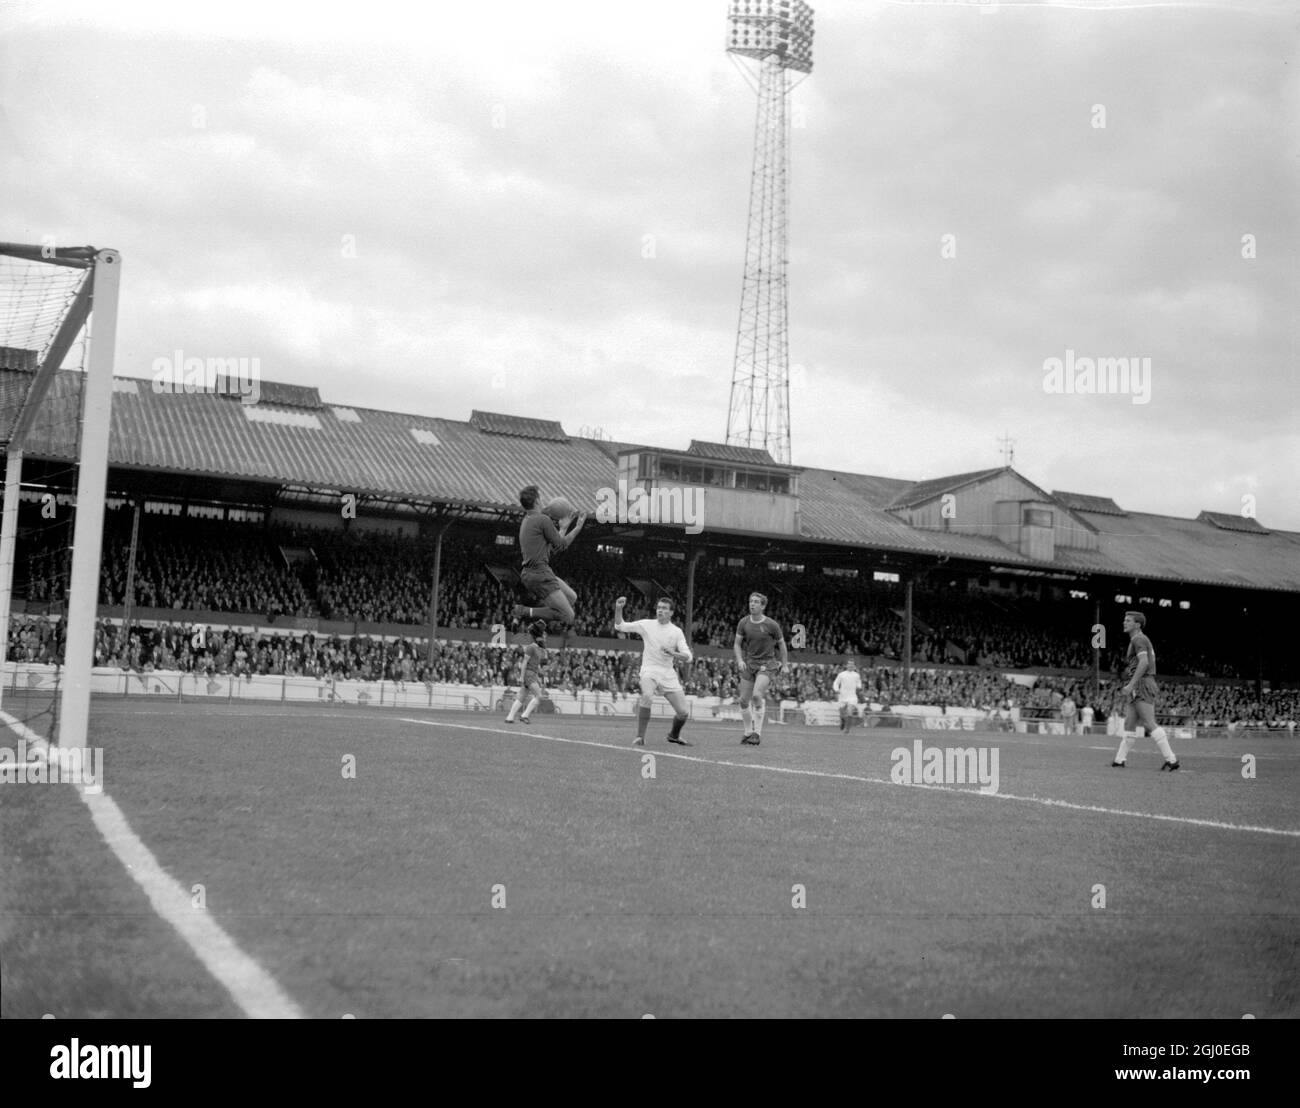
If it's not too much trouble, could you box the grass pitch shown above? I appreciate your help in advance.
[2,698,1296,1018]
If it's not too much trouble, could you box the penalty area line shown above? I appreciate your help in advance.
[397,716,1300,839]
[0,710,304,1018]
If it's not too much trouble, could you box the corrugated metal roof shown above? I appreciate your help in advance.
[3,369,1297,592]
[469,410,568,441]
[0,370,604,510]
[686,440,778,466]
[1,369,80,453]
[0,346,38,372]
[235,380,321,409]
[1064,510,1300,591]
[1198,510,1269,535]
[1053,490,1126,516]
[0,369,34,436]
[887,467,1006,509]
[598,438,652,461]
[797,467,1026,561]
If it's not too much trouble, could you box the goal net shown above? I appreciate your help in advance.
[0,242,120,748]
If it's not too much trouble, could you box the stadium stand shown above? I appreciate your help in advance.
[8,615,1291,729]
[7,513,1294,681]
[1,370,1297,722]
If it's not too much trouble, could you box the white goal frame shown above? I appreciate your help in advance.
[0,243,121,748]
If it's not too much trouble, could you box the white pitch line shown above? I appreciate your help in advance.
[0,711,303,1019]
[398,716,1300,839]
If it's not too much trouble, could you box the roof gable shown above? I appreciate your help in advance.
[1053,490,1127,516]
[685,440,777,466]
[1198,510,1269,535]
[888,467,1006,509]
[469,410,568,442]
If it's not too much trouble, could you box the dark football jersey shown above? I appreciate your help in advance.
[736,615,784,663]
[519,510,564,569]
[1123,633,1157,681]
[522,642,546,682]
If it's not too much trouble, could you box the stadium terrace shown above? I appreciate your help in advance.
[0,366,1296,720]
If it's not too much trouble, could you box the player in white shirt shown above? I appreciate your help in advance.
[1060,694,1077,735]
[614,595,694,747]
[832,658,863,732]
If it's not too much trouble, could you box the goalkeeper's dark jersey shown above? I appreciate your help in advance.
[519,510,564,570]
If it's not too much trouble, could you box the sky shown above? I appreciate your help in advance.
[2,0,1297,530]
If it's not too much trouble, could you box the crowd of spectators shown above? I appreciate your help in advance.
[6,616,62,665]
[5,614,1294,729]
[92,524,311,617]
[11,516,1291,685]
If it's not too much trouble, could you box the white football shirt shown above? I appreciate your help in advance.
[617,618,691,674]
[833,668,862,703]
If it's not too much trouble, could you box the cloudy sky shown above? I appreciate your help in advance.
[3,0,1297,529]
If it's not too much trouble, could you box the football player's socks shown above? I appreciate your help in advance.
[636,706,651,739]
[668,714,686,741]
[521,696,538,721]
[506,700,520,722]
[753,701,766,736]
[1113,732,1133,764]
[741,704,751,736]
[1152,728,1175,763]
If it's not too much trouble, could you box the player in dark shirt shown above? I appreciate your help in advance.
[506,620,548,724]
[1111,610,1180,770]
[733,592,788,746]
[512,485,586,634]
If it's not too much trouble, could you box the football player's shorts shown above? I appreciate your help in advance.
[640,667,683,695]
[520,566,562,602]
[1132,676,1159,703]
[739,669,779,700]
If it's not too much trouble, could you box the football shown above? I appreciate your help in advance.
[543,497,574,522]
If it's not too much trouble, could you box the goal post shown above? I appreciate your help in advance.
[0,243,121,748]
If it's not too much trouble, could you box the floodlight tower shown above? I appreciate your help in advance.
[725,0,813,465]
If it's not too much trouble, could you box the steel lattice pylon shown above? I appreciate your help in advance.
[725,0,813,465]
